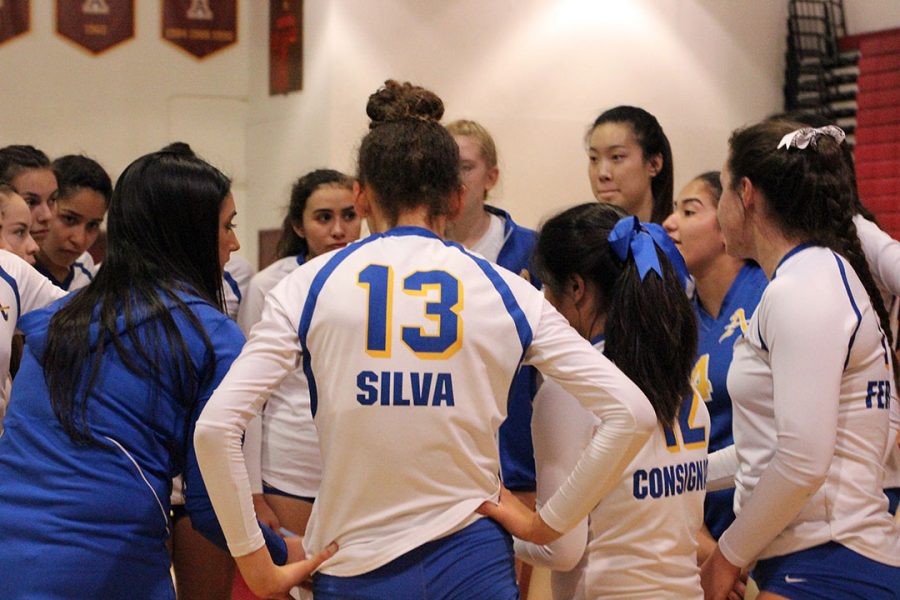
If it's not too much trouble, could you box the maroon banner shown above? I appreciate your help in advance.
[57,0,134,54]
[269,0,302,95]
[0,0,29,46]
[162,0,237,59]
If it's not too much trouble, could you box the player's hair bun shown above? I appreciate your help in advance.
[366,80,444,130]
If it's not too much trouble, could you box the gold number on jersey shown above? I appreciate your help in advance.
[358,265,463,360]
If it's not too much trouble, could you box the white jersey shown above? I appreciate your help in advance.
[237,255,321,498]
[0,251,67,430]
[196,226,656,577]
[518,338,706,600]
[223,255,254,320]
[854,215,900,488]
[468,212,505,263]
[720,244,900,569]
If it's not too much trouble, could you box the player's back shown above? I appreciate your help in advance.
[269,226,544,576]
[584,393,708,599]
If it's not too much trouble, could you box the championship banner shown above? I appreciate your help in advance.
[0,0,29,46]
[162,0,237,59]
[57,0,134,54]
[269,0,302,95]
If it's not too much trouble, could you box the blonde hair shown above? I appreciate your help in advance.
[446,119,498,170]
[0,183,20,216]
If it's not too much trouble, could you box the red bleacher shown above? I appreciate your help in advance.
[843,28,900,240]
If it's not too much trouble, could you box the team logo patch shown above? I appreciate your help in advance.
[719,308,749,343]
[0,304,9,321]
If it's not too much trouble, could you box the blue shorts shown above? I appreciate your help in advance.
[752,541,900,599]
[313,518,518,600]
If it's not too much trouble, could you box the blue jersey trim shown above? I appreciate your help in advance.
[298,235,385,417]
[833,253,863,370]
[34,260,75,291]
[772,242,819,279]
[74,261,94,282]
[758,320,768,353]
[451,241,533,355]
[0,266,21,321]
[590,334,605,346]
[382,225,441,240]
[222,270,242,303]
[295,254,306,267]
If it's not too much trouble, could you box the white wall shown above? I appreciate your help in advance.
[245,0,789,264]
[0,1,254,248]
[0,1,822,267]
[845,0,900,34]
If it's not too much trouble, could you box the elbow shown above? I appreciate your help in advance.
[550,542,586,572]
[193,420,219,460]
[773,449,830,491]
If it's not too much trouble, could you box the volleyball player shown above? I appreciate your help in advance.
[196,80,656,599]
[0,185,40,264]
[516,203,706,599]
[663,172,769,562]
[445,119,541,505]
[0,150,326,598]
[32,154,109,290]
[701,121,900,599]
[586,106,674,224]
[238,168,360,538]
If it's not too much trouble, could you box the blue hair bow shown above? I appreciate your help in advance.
[609,216,689,286]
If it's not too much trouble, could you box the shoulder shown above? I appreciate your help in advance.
[224,255,255,286]
[760,247,858,330]
[251,256,302,294]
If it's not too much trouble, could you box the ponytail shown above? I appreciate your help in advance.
[534,204,696,426]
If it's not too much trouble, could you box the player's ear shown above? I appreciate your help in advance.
[353,181,370,218]
[568,274,586,304]
[447,186,464,221]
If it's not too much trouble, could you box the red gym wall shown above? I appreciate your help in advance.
[844,28,900,240]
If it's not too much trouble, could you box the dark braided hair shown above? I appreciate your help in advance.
[770,111,879,225]
[533,202,696,426]
[358,80,460,226]
[727,120,898,387]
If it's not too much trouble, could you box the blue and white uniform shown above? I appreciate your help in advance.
[856,214,900,509]
[715,244,900,594]
[34,255,95,291]
[0,250,66,431]
[0,291,287,599]
[223,254,254,320]
[237,254,321,500]
[481,205,541,491]
[196,227,655,589]
[518,337,708,600]
[694,263,768,539]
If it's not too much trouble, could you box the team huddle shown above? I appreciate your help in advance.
[0,79,898,600]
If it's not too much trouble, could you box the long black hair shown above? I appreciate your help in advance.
[588,106,674,224]
[357,80,460,226]
[43,151,231,444]
[727,120,898,387]
[276,169,354,259]
[533,202,696,426]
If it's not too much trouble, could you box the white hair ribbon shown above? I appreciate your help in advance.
[777,125,846,150]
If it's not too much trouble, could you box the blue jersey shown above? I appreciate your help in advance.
[485,205,541,491]
[693,262,767,539]
[0,292,286,599]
